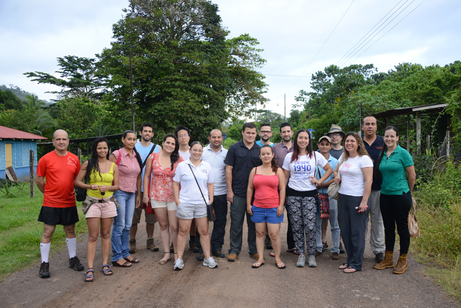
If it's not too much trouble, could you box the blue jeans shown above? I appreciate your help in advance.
[316,197,340,253]
[111,190,135,262]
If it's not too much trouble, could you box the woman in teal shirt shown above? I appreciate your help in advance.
[373,126,416,274]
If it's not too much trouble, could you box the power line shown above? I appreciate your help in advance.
[290,0,355,90]
[336,0,408,67]
[350,0,426,63]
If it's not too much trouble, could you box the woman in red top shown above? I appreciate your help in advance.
[247,145,286,269]
[143,134,183,265]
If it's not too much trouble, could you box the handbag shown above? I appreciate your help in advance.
[318,193,330,219]
[408,196,420,238]
[75,186,87,202]
[327,182,340,200]
[187,164,216,221]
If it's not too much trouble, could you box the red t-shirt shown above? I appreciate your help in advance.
[36,151,81,208]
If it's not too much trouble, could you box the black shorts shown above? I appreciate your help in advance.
[38,206,79,226]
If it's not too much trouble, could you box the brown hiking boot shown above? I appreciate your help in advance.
[146,238,159,252]
[129,239,136,254]
[374,251,394,270]
[393,254,408,274]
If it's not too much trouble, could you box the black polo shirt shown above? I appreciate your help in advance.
[363,135,383,190]
[225,140,262,197]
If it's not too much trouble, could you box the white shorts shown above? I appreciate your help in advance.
[150,199,177,211]
[176,203,207,220]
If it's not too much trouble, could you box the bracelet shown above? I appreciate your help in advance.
[143,196,149,198]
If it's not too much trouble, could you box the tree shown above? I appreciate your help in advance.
[98,0,267,142]
[0,89,22,111]
[24,56,104,99]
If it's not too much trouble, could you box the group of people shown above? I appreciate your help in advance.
[35,115,416,281]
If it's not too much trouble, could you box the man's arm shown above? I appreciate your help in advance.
[35,176,45,193]
[226,165,234,204]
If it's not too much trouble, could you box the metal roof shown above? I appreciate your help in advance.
[0,125,48,140]
[372,103,448,118]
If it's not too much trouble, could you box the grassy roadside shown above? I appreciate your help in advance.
[0,185,87,281]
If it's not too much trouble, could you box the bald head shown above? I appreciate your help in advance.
[208,129,223,150]
[53,129,68,139]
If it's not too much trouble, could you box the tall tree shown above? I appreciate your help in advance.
[24,56,104,99]
[98,0,267,141]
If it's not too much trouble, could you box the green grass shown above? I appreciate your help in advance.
[0,184,87,280]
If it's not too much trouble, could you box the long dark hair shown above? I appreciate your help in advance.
[291,129,314,163]
[260,144,278,173]
[84,137,109,183]
[163,134,180,170]
[375,126,399,173]
[122,130,142,169]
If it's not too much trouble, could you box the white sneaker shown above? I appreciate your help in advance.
[296,254,306,267]
[173,258,184,271]
[308,255,317,267]
[203,257,218,269]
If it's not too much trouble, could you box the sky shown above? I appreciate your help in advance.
[1,0,460,118]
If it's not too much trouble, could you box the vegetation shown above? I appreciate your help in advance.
[0,186,86,280]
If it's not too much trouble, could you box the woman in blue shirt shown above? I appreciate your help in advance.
[373,126,416,274]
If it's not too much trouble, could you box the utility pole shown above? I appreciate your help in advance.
[284,93,286,120]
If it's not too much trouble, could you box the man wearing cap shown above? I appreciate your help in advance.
[326,124,345,160]
[362,115,386,262]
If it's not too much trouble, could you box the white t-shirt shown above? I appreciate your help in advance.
[173,160,214,204]
[283,152,327,192]
[338,154,373,197]
[179,150,191,161]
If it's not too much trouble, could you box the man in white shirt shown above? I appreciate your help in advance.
[130,123,161,253]
[196,129,228,260]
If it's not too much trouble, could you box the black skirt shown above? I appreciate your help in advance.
[38,206,79,226]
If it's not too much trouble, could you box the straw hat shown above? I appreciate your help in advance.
[326,124,346,140]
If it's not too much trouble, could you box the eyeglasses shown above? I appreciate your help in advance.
[260,131,272,134]
[178,134,189,138]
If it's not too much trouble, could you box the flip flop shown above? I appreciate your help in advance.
[251,262,265,268]
[286,248,300,255]
[275,262,286,269]
[270,250,275,257]
[344,266,357,273]
[101,264,113,276]
[112,260,132,267]
[84,269,94,282]
[124,256,139,263]
[338,263,348,269]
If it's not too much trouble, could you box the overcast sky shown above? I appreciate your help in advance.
[1,0,460,118]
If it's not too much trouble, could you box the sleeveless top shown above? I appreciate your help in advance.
[87,163,115,198]
[253,169,279,209]
[148,153,183,202]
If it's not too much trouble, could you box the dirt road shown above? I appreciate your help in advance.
[1,216,458,308]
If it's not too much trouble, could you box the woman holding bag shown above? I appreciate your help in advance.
[143,134,183,265]
[334,132,373,273]
[75,137,119,282]
[373,126,415,274]
[173,141,217,270]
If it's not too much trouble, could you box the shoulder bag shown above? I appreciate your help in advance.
[408,196,420,238]
[187,164,216,221]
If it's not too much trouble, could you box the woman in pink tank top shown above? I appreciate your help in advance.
[246,145,286,269]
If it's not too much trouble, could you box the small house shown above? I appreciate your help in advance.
[0,126,47,181]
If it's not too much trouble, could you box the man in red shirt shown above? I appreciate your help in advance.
[35,129,83,278]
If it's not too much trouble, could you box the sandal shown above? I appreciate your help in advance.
[159,252,171,265]
[84,269,94,282]
[338,263,348,269]
[344,266,357,273]
[124,256,139,263]
[251,262,265,268]
[112,260,132,267]
[269,250,275,257]
[101,264,113,276]
[275,262,286,269]
[286,248,300,255]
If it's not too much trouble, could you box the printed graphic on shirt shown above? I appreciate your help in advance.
[292,160,314,180]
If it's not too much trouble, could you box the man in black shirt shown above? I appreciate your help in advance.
[225,123,262,261]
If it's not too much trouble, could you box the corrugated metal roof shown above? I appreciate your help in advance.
[0,125,48,140]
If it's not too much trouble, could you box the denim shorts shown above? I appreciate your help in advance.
[250,206,284,224]
[176,203,207,220]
